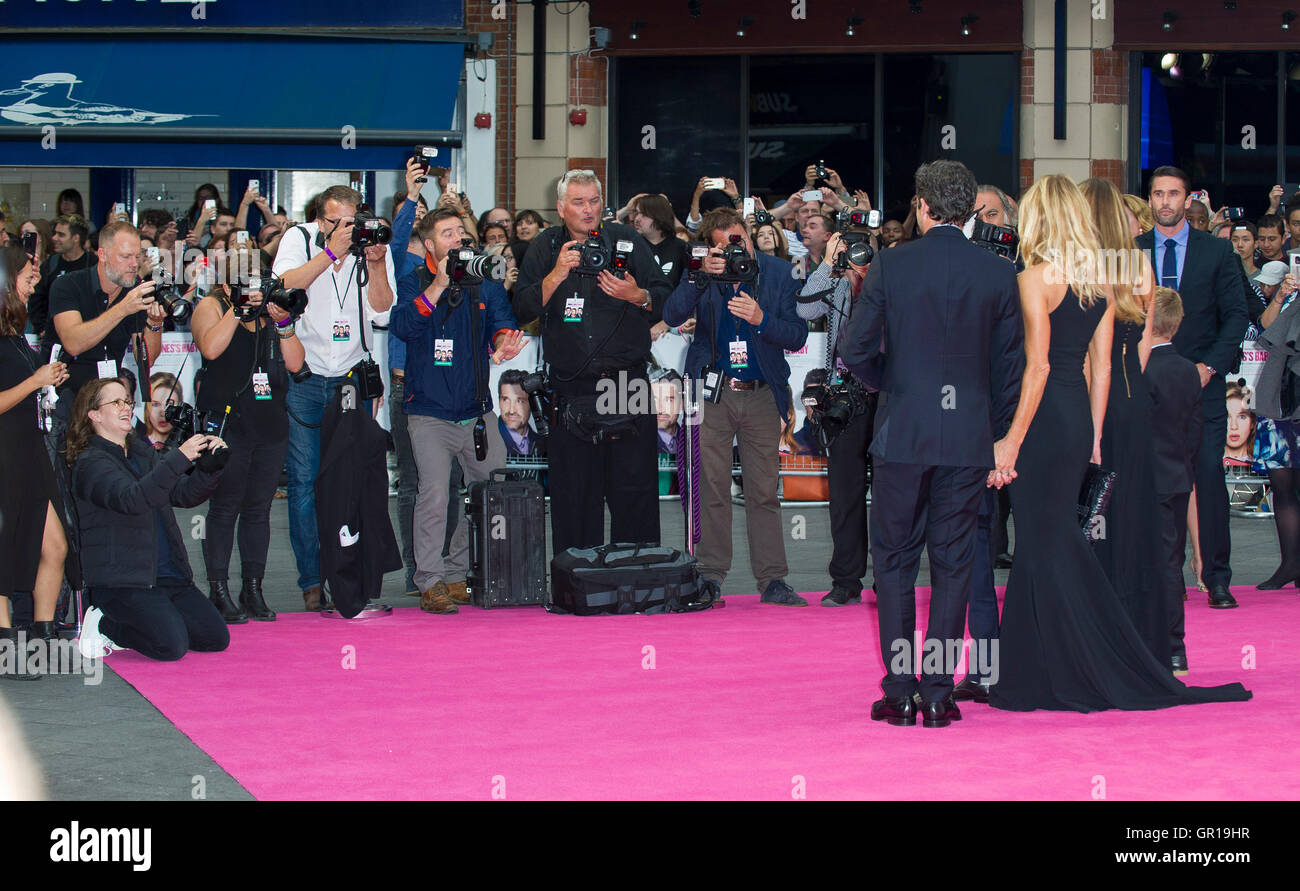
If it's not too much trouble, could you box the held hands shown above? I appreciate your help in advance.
[987,437,1019,489]
[597,269,644,303]
[32,362,68,389]
[492,330,530,365]
[727,294,763,327]
[551,241,583,279]
[325,219,353,260]
[404,157,426,199]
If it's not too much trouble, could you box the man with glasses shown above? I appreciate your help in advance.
[272,184,397,612]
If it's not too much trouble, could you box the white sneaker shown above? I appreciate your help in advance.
[77,607,118,659]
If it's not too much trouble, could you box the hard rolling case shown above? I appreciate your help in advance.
[465,469,548,608]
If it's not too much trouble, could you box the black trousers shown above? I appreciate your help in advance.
[869,461,985,702]
[826,402,876,592]
[1158,491,1192,660]
[1194,379,1231,587]
[92,582,230,662]
[202,428,289,582]
[548,381,660,554]
[991,487,1013,557]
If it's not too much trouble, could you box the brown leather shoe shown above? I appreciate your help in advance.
[446,580,470,605]
[420,582,459,615]
[303,585,323,612]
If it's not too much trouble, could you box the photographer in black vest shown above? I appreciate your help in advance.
[514,170,673,554]
[190,242,306,622]
[797,214,879,606]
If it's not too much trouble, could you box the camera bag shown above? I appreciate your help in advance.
[465,470,548,608]
[548,542,711,615]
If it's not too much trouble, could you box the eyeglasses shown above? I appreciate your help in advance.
[149,399,180,408]
[96,398,136,411]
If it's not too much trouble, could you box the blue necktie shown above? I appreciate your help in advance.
[1161,237,1179,289]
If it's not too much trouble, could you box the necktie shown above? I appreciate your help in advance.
[1162,237,1179,290]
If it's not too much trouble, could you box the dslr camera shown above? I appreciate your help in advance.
[447,238,505,285]
[713,233,758,283]
[802,374,873,450]
[165,403,225,443]
[150,272,193,324]
[350,212,392,252]
[566,230,631,277]
[970,220,1019,260]
[753,209,774,226]
[519,369,555,438]
[229,275,309,321]
[831,208,875,276]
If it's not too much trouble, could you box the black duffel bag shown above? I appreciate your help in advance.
[549,542,714,615]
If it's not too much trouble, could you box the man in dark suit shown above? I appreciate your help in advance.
[839,160,1023,728]
[1137,166,1251,609]
[1144,287,1204,674]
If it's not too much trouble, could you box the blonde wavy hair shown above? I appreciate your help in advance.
[1122,193,1154,234]
[1017,174,1106,308]
[1080,177,1147,324]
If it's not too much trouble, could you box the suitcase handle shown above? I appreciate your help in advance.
[489,468,523,482]
[601,541,677,568]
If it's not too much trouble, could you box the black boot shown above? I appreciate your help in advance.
[0,627,40,681]
[209,581,248,625]
[240,577,276,622]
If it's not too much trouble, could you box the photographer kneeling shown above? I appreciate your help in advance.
[190,268,306,623]
[797,219,879,606]
[69,378,230,661]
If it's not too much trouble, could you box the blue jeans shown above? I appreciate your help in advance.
[285,373,350,591]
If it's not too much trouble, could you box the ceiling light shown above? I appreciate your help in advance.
[1286,10,1297,30]
[688,0,702,19]
[1162,11,1178,31]
[961,14,978,37]
[736,15,753,37]
[846,14,863,36]
[909,1,923,14]
[630,19,646,40]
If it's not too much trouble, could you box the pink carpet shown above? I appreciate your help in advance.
[108,586,1295,800]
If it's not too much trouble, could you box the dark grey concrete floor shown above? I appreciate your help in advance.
[1,495,1287,800]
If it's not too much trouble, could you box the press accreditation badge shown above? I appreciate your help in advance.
[252,371,272,401]
[434,339,454,367]
[97,359,119,380]
[729,338,748,370]
[333,319,351,342]
[564,296,584,322]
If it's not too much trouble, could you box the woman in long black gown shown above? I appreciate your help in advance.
[1080,177,1170,668]
[0,245,73,679]
[988,175,1250,712]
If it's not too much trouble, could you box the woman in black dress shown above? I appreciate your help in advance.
[988,176,1250,712]
[1080,177,1169,667]
[0,245,73,679]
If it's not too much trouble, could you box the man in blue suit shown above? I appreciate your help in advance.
[663,207,808,606]
[839,160,1023,728]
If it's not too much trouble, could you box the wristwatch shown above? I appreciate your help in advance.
[1204,365,1217,376]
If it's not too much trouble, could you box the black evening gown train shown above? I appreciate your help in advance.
[1094,318,1170,666]
[989,292,1250,712]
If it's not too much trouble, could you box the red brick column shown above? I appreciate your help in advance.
[1091,48,1128,190]
[1020,47,1034,196]
[567,54,609,174]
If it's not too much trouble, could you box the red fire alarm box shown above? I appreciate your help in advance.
[569,108,587,126]
[474,112,492,129]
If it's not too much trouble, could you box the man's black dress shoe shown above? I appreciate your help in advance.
[920,696,962,728]
[1171,653,1189,675]
[870,695,917,726]
[952,676,991,703]
[1207,585,1238,609]
[994,553,1014,569]
[820,585,862,607]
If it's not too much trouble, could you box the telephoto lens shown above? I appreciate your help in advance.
[151,274,193,324]
[351,212,393,249]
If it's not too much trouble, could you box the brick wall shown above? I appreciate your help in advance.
[467,0,517,211]
[569,53,606,107]
[1091,49,1127,105]
[1089,159,1124,187]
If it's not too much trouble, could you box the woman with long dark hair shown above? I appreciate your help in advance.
[0,245,74,679]
[68,378,230,661]
[56,189,85,218]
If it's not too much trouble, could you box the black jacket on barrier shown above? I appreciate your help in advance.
[316,383,402,617]
[72,435,221,588]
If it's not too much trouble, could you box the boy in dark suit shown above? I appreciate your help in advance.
[1144,286,1204,676]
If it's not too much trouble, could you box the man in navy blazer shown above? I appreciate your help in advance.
[1136,166,1250,609]
[663,206,808,607]
[839,160,1023,728]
